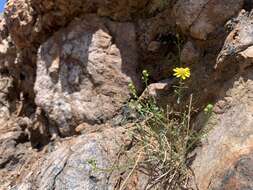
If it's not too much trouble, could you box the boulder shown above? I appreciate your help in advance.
[34,15,140,136]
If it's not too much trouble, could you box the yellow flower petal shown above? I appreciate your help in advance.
[172,67,191,80]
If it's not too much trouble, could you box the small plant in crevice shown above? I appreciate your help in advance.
[120,70,205,190]
[173,67,191,104]
[86,69,205,190]
[166,33,190,104]
[87,157,132,174]
[202,103,214,128]
[142,70,149,87]
[204,103,214,116]
[128,82,138,100]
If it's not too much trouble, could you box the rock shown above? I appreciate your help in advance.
[189,11,253,188]
[34,15,140,136]
[0,36,15,125]
[217,10,253,70]
[0,15,16,71]
[0,117,33,190]
[139,79,172,105]
[3,0,253,189]
[147,41,161,52]
[14,127,148,190]
[0,14,8,41]
[136,8,178,81]
[4,0,168,49]
[5,0,36,48]
[75,122,103,134]
[181,41,199,65]
[190,11,253,188]
[212,154,253,189]
[0,37,16,71]
[174,0,243,40]
[190,68,253,190]
[32,0,150,21]
[173,0,209,33]
[0,75,12,123]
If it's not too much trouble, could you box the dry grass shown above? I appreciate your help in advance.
[126,93,206,189]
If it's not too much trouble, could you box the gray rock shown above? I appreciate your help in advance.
[14,127,148,190]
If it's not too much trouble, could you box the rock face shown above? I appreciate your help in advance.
[0,27,16,126]
[181,40,199,65]
[174,0,243,40]
[34,15,139,136]
[4,0,36,48]
[217,10,253,69]
[2,0,253,189]
[14,127,148,190]
[190,10,253,189]
[191,70,253,189]
[5,0,170,49]
[17,127,125,190]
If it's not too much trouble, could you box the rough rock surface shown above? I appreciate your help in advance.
[0,117,35,189]
[5,0,172,49]
[217,10,253,69]
[191,69,253,190]
[0,33,15,125]
[1,0,253,189]
[34,15,140,136]
[190,10,253,189]
[181,41,200,65]
[4,0,36,48]
[174,0,243,40]
[14,127,148,190]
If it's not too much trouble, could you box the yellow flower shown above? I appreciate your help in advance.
[173,67,191,80]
